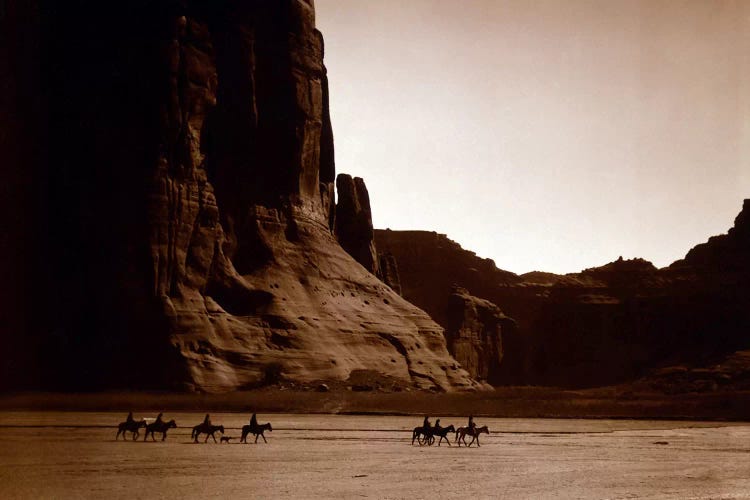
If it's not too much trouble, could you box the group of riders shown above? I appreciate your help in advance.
[422,414,476,434]
[117,411,268,443]
[118,412,485,446]
[413,414,486,447]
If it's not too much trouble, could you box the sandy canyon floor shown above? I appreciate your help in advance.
[1,412,749,499]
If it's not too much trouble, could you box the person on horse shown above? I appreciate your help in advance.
[423,415,431,432]
[125,412,134,424]
[203,414,211,427]
[468,415,476,433]
[434,418,442,431]
[250,413,258,428]
[155,412,164,424]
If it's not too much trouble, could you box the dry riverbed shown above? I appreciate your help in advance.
[1,412,749,499]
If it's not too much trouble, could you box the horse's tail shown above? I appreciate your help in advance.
[191,427,196,439]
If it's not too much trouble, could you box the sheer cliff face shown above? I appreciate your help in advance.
[334,174,380,276]
[14,1,475,392]
[445,287,519,384]
[377,200,750,388]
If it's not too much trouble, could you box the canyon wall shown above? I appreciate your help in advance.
[4,1,475,392]
[377,200,750,388]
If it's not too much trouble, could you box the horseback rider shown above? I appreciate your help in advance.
[434,418,442,431]
[203,414,211,427]
[423,415,431,432]
[155,412,164,424]
[125,412,134,424]
[468,415,476,433]
[250,413,258,428]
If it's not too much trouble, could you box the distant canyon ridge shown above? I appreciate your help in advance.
[3,1,748,393]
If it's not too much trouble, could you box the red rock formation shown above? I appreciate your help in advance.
[8,1,475,392]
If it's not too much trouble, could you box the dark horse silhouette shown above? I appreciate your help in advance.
[432,424,456,446]
[240,422,272,443]
[191,423,225,443]
[455,425,489,447]
[143,419,177,441]
[412,424,456,446]
[412,425,434,446]
[116,419,146,441]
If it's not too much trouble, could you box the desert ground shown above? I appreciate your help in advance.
[1,411,749,499]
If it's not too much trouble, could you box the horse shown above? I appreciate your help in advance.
[240,422,272,443]
[411,425,434,446]
[411,424,455,446]
[432,424,456,446]
[143,419,177,441]
[191,423,225,443]
[455,425,489,447]
[116,419,146,441]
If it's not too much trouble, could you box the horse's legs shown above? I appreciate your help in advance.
[133,431,139,441]
[162,431,167,441]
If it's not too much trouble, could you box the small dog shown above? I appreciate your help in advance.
[220,436,234,443]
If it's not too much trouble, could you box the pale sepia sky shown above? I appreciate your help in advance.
[316,0,750,274]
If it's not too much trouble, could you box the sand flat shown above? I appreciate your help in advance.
[0,412,748,499]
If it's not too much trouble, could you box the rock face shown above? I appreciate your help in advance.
[335,174,380,276]
[377,200,750,388]
[7,1,475,392]
[445,287,518,383]
[378,252,403,296]
[374,230,521,329]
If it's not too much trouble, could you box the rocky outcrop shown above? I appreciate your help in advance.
[9,1,476,392]
[375,230,521,328]
[335,174,380,275]
[445,287,518,383]
[377,200,750,388]
[379,252,402,295]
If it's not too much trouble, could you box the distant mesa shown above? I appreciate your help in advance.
[377,199,750,389]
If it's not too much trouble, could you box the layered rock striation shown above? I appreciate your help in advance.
[8,1,475,392]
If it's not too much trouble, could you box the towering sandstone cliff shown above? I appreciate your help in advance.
[5,1,475,392]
